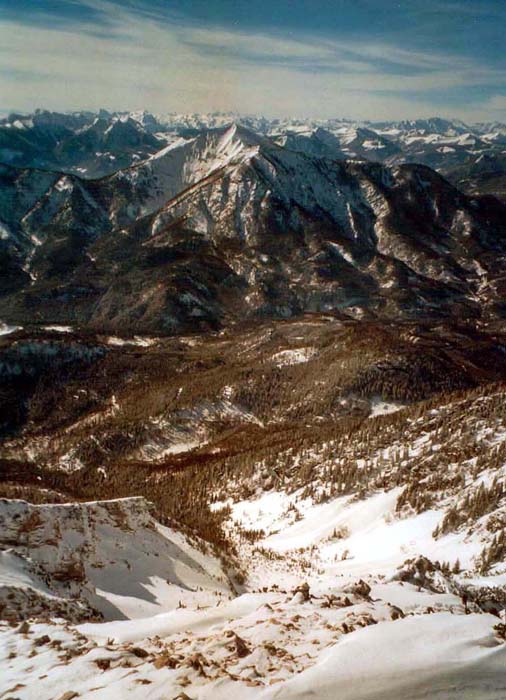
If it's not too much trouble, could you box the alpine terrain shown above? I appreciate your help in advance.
[1,112,505,700]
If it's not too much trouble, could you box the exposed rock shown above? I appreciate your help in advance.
[234,633,251,658]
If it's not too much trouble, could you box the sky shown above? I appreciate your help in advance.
[1,0,506,121]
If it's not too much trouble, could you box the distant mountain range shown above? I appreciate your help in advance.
[2,109,506,190]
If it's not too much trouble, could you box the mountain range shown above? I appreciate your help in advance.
[2,117,506,334]
[3,109,506,193]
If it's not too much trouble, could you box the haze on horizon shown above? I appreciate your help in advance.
[1,0,506,122]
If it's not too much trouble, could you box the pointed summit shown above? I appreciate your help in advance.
[214,122,273,157]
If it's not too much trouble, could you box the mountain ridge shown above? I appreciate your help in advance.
[2,121,506,334]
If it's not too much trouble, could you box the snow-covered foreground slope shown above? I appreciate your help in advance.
[1,489,505,699]
[274,613,505,700]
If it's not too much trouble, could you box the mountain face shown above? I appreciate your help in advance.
[336,126,402,161]
[1,122,506,334]
[0,111,167,178]
[273,127,346,160]
[0,496,231,621]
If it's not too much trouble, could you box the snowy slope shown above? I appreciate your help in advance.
[1,486,505,700]
[272,613,506,700]
[108,123,269,223]
[1,380,506,698]
[0,497,231,622]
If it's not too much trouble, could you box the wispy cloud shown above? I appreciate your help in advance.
[1,0,505,120]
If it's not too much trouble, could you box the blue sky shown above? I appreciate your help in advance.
[1,0,506,120]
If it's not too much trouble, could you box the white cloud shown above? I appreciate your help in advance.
[0,2,504,120]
